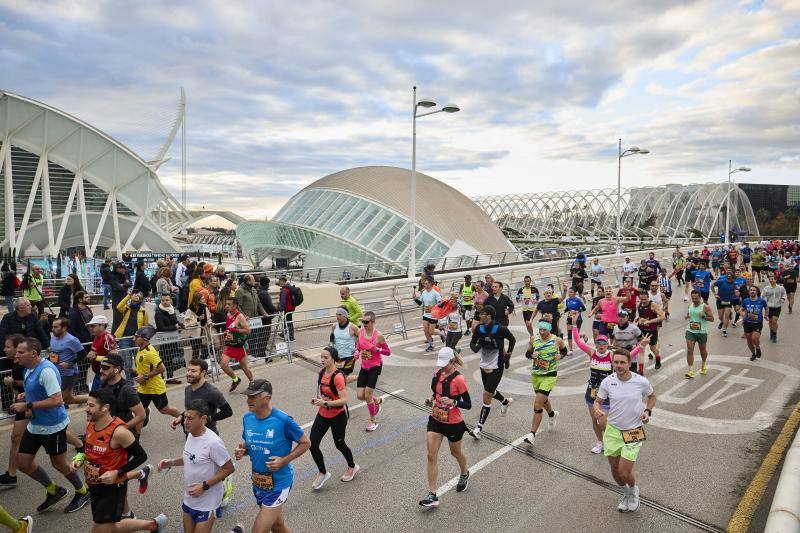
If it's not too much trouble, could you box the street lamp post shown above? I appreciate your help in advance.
[724,160,751,243]
[616,138,650,255]
[409,86,459,277]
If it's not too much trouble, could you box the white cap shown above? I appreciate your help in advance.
[436,347,455,368]
[86,315,108,326]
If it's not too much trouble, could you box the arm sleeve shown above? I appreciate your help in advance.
[452,378,471,409]
[118,438,147,475]
[469,333,481,353]
[629,345,641,359]
[502,327,516,354]
[378,342,391,356]
[572,327,592,354]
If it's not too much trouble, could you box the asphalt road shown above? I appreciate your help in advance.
[1,289,798,532]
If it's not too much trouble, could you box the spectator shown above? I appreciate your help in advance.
[22,265,45,316]
[0,297,49,349]
[109,262,131,331]
[57,273,83,318]
[339,286,362,326]
[99,259,112,310]
[1,263,18,314]
[133,261,151,298]
[155,266,178,302]
[215,265,227,284]
[114,291,149,350]
[277,276,296,341]
[155,292,183,384]
[68,290,93,394]
[258,276,276,325]
[235,274,266,319]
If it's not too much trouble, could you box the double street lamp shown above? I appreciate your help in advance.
[409,86,460,277]
[724,161,751,243]
[616,139,650,254]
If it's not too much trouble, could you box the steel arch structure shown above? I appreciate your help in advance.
[473,183,759,243]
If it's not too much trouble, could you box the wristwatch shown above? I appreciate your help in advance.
[323,401,329,408]
[202,481,210,491]
[26,401,33,410]
[644,408,652,416]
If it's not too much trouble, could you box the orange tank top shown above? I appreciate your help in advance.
[85,417,128,484]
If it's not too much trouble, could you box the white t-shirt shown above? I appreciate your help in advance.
[183,429,231,511]
[762,284,786,308]
[590,263,605,282]
[622,262,637,275]
[597,373,653,430]
[445,311,462,334]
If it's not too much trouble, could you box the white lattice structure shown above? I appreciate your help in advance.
[474,183,760,243]
[0,91,193,256]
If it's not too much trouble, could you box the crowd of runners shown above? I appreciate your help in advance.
[0,239,797,531]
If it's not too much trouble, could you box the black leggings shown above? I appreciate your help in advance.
[309,411,355,474]
[445,331,462,349]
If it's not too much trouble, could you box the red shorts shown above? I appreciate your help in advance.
[224,346,247,361]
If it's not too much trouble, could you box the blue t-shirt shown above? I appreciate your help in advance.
[741,247,752,260]
[49,333,84,377]
[733,277,747,300]
[711,250,724,263]
[692,271,712,292]
[713,279,736,302]
[565,297,586,317]
[243,408,305,492]
[741,297,767,323]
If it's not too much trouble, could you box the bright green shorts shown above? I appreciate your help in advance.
[531,374,557,394]
[603,423,643,462]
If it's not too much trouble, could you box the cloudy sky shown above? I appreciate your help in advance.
[2,0,798,222]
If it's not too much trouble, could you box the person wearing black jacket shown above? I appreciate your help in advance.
[484,281,515,327]
[109,262,131,331]
[68,291,93,394]
[1,263,17,314]
[133,262,151,299]
[155,293,183,383]
[99,259,112,310]
[58,274,84,318]
[467,306,516,439]
[0,298,50,349]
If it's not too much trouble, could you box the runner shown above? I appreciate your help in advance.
[752,247,766,283]
[612,311,642,374]
[712,270,737,338]
[691,261,713,303]
[329,307,359,383]
[472,281,490,326]
[413,278,442,352]
[593,344,656,513]
[762,273,787,343]
[235,379,310,533]
[570,258,588,296]
[636,292,665,372]
[685,290,715,377]
[643,252,661,290]
[616,278,639,321]
[309,346,358,490]
[515,275,540,336]
[657,268,672,320]
[467,307,516,439]
[779,251,797,313]
[523,320,569,445]
[74,388,167,532]
[564,286,586,354]
[590,287,606,340]
[355,311,391,432]
[132,326,181,424]
[0,334,26,489]
[443,293,464,350]
[589,288,624,339]
[731,268,748,327]
[158,400,234,533]
[636,260,649,292]
[741,286,768,362]
[671,247,685,286]
[419,347,471,508]
[589,258,605,298]
[531,286,562,337]
[485,282,514,327]
[9,337,90,513]
[740,242,752,273]
[460,275,474,336]
[220,298,253,392]
[0,505,31,533]
[621,257,637,284]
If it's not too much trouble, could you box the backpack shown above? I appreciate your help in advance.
[19,273,30,291]
[289,285,303,307]
[431,368,461,398]
[317,368,345,400]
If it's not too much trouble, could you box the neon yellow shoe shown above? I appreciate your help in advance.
[685,369,696,379]
[699,365,708,375]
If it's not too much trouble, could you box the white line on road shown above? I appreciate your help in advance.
[300,389,405,429]
[437,434,529,496]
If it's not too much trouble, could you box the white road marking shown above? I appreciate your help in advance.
[300,389,404,429]
[437,435,529,496]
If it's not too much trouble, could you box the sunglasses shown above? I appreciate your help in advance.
[361,320,371,324]
[100,364,113,370]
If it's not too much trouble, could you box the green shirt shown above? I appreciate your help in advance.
[686,303,708,334]
[24,274,44,302]
[340,297,362,327]
[530,334,558,376]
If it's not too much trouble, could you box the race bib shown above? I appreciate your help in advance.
[448,322,458,331]
[542,313,553,322]
[533,358,550,371]
[252,472,274,491]
[84,462,101,485]
[48,352,59,364]
[589,388,598,399]
[747,312,759,321]
[690,322,701,330]
[621,426,646,444]
[360,349,372,360]
[423,305,432,314]
[431,405,450,423]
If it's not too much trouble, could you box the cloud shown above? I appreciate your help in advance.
[1,0,797,219]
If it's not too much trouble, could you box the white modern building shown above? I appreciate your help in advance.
[0,90,197,256]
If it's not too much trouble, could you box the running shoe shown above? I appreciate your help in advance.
[340,464,360,482]
[627,485,640,512]
[0,471,17,488]
[312,472,332,491]
[374,397,383,416]
[722,330,727,337]
[591,441,604,454]
[63,490,90,513]
[547,411,559,431]
[523,432,535,445]
[424,344,434,352]
[683,296,688,302]
[731,321,738,327]
[221,476,233,507]
[231,525,245,533]
[138,464,152,494]
[121,511,135,519]
[685,369,696,378]
[699,365,708,375]
[365,422,379,432]
[499,398,514,416]
[17,515,32,533]
[567,350,574,357]
[617,487,630,512]
[750,352,757,362]
[143,406,151,428]
[654,360,661,370]
[717,322,723,330]
[464,330,471,337]
[468,427,482,440]
[229,377,241,392]
[418,491,439,508]
[789,305,793,314]
[756,347,762,359]
[456,471,470,493]
[36,486,67,512]
[648,353,654,360]
[153,513,168,532]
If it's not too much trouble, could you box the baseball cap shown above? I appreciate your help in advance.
[436,347,455,368]
[595,335,610,344]
[86,315,109,326]
[103,354,125,367]
[240,379,273,396]
[618,310,629,317]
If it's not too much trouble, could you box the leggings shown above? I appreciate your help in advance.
[309,411,355,474]
[445,331,462,349]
